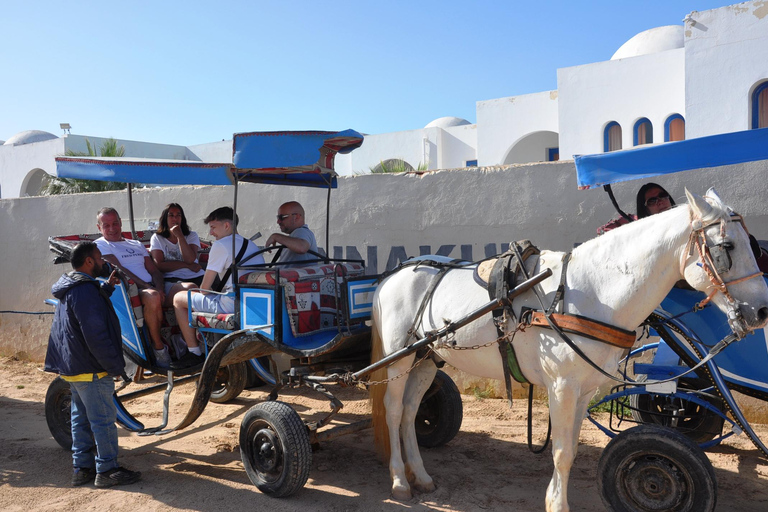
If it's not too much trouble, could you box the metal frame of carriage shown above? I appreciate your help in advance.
[575,128,768,511]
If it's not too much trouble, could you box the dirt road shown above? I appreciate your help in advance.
[2,356,767,511]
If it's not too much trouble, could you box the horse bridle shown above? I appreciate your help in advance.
[682,212,763,338]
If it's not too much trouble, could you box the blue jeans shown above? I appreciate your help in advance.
[69,375,119,473]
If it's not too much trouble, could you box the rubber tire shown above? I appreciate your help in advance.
[45,377,73,450]
[629,376,725,444]
[209,361,248,404]
[598,424,717,512]
[240,401,312,497]
[415,370,463,448]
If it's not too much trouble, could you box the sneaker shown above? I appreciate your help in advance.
[72,466,96,486]
[169,351,205,370]
[153,347,171,368]
[94,466,141,488]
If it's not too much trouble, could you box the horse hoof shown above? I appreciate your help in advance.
[414,480,436,493]
[391,487,413,501]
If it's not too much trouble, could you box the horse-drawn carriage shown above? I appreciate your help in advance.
[44,127,768,512]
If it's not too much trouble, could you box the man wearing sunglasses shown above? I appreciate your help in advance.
[266,201,318,266]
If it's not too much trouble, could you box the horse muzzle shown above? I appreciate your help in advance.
[732,302,768,339]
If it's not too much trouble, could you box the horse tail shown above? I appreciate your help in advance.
[369,316,391,461]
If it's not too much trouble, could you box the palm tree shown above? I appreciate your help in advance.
[367,159,429,174]
[41,138,128,195]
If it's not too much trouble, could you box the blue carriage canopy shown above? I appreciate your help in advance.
[574,128,768,190]
[54,129,364,189]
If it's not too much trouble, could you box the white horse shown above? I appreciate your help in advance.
[369,189,768,512]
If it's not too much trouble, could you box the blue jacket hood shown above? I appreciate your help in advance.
[52,272,96,299]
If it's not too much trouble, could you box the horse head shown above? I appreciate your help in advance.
[683,188,768,338]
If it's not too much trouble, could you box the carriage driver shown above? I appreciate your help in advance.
[95,207,170,368]
[265,201,318,266]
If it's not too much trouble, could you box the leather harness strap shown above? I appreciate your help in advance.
[524,310,636,349]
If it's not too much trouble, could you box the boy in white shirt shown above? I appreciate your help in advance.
[171,207,264,369]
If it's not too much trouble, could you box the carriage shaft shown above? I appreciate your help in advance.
[350,268,553,381]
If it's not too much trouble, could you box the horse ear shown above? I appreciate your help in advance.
[704,187,726,208]
[686,188,715,220]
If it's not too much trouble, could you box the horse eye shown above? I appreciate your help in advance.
[722,240,734,250]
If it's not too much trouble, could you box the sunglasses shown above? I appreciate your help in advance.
[645,191,670,207]
[276,213,297,221]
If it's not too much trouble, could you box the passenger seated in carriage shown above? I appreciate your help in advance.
[265,201,318,266]
[171,207,264,369]
[95,207,170,367]
[597,183,675,235]
[149,203,205,304]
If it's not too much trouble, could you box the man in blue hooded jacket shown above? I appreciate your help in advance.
[44,241,141,488]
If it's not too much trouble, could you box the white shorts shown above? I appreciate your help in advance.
[189,292,234,315]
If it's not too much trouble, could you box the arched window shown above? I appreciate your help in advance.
[664,114,685,142]
[603,122,622,152]
[634,118,653,146]
[752,81,768,129]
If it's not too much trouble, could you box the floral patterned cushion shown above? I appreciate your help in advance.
[193,312,237,331]
[240,263,366,337]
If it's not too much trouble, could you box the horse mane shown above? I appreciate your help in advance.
[575,204,693,257]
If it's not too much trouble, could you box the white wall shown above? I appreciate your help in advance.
[558,49,685,158]
[187,140,233,163]
[684,1,768,138]
[0,138,65,198]
[3,158,768,360]
[503,131,559,164]
[438,124,478,169]
[476,90,559,166]
[64,135,196,161]
[336,128,431,175]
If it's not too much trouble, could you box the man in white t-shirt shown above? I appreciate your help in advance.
[265,201,318,266]
[95,207,169,367]
[172,207,264,369]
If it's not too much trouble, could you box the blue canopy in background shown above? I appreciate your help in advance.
[55,157,234,186]
[575,128,768,190]
[55,129,364,189]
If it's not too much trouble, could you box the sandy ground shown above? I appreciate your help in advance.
[2,356,768,512]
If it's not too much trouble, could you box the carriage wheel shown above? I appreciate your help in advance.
[209,361,248,403]
[246,357,275,388]
[240,401,312,497]
[416,370,463,448]
[45,377,73,450]
[598,425,717,512]
[629,376,725,444]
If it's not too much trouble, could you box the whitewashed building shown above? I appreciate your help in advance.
[1,1,767,199]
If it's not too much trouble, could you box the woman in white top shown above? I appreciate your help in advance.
[150,203,205,307]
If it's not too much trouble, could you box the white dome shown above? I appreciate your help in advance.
[425,116,471,129]
[611,25,683,60]
[3,130,58,146]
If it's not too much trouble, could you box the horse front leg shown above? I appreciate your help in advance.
[400,360,438,493]
[383,358,414,501]
[544,383,592,512]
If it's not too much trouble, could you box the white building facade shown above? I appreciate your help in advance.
[1,1,767,199]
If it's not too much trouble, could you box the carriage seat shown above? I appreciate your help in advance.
[191,262,366,335]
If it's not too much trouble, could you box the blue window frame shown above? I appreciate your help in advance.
[752,81,768,129]
[664,114,685,142]
[547,148,559,161]
[465,159,478,167]
[633,118,653,146]
[604,122,622,152]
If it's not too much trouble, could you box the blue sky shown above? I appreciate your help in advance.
[0,0,731,146]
